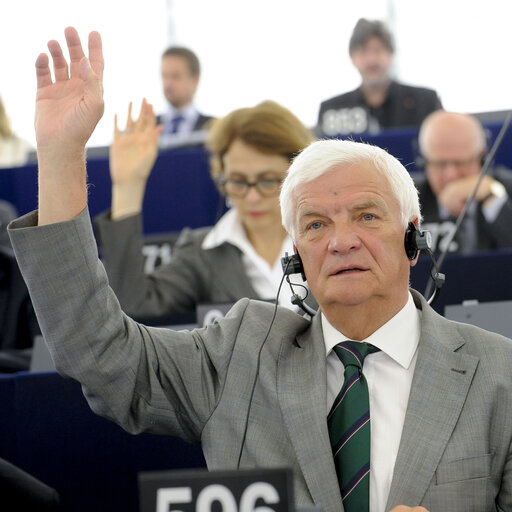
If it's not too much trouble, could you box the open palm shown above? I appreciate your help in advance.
[35,27,104,152]
[110,99,162,185]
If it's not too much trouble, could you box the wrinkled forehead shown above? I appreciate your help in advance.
[293,161,396,210]
[292,158,391,192]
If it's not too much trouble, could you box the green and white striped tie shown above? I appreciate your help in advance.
[327,341,380,512]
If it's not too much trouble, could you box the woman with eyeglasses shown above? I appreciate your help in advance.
[94,99,314,319]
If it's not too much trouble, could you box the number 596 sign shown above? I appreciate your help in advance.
[138,468,294,512]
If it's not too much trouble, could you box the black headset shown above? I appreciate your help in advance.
[281,222,445,307]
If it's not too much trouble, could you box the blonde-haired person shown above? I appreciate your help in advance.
[0,96,33,168]
[94,99,314,318]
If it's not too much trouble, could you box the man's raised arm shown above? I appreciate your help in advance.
[34,27,104,225]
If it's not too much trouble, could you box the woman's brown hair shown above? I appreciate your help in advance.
[206,100,313,182]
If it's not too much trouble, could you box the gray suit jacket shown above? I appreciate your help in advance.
[9,209,512,512]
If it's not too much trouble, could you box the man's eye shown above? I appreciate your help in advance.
[362,213,375,221]
[310,221,323,230]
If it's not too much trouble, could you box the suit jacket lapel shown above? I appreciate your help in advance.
[386,291,479,509]
[277,314,343,512]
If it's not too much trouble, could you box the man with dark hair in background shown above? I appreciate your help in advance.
[317,18,442,137]
[158,46,213,135]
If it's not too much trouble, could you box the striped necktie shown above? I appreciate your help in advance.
[327,340,380,512]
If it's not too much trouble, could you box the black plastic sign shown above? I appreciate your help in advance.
[138,467,294,512]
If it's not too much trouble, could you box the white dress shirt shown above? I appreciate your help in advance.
[322,292,421,512]
[202,208,300,310]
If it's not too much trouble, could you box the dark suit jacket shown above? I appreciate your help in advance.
[414,168,512,252]
[193,113,214,131]
[317,80,442,136]
[9,208,512,512]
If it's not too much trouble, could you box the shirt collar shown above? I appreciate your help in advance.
[201,208,247,250]
[201,208,294,275]
[162,103,198,122]
[322,291,420,369]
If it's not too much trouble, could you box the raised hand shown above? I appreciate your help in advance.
[35,27,104,154]
[35,27,104,226]
[110,99,163,219]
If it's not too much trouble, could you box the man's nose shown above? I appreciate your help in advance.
[327,224,361,254]
[442,163,461,182]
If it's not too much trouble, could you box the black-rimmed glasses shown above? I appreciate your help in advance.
[425,155,482,171]
[217,173,283,198]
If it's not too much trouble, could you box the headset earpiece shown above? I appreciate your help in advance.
[281,251,306,281]
[404,222,419,260]
[404,222,433,260]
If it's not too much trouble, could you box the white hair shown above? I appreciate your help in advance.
[280,139,422,239]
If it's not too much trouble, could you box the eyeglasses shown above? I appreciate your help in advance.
[218,173,284,198]
[425,155,481,171]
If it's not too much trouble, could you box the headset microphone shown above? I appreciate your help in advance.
[405,222,445,304]
[281,252,317,316]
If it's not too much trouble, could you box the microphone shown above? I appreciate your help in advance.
[287,276,317,316]
[236,254,313,468]
[281,252,317,316]
[424,110,512,299]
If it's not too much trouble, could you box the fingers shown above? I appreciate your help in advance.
[136,98,157,130]
[47,40,69,81]
[36,27,103,90]
[126,102,134,132]
[35,53,52,89]
[64,26,86,78]
[88,31,104,82]
[115,99,160,138]
[113,114,120,139]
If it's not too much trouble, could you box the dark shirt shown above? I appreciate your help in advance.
[317,80,442,137]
